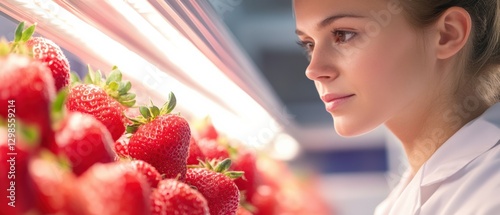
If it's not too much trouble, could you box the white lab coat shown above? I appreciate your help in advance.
[375,102,500,215]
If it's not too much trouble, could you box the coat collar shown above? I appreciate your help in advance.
[420,102,500,187]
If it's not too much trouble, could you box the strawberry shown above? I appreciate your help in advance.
[185,159,243,215]
[67,67,136,141]
[128,160,162,188]
[0,40,57,152]
[231,150,258,203]
[237,206,253,215]
[10,22,70,91]
[187,136,206,165]
[194,116,219,140]
[55,112,116,175]
[77,162,152,215]
[127,93,191,180]
[0,123,37,215]
[115,134,130,157]
[28,152,87,214]
[198,138,230,161]
[151,179,210,215]
[251,185,278,215]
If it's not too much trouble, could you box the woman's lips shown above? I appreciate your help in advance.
[321,94,355,112]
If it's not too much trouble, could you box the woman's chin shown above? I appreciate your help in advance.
[333,118,379,137]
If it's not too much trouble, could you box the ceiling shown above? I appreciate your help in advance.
[209,0,387,151]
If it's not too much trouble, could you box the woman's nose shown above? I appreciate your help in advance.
[305,46,339,81]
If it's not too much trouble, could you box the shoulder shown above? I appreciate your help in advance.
[442,142,500,213]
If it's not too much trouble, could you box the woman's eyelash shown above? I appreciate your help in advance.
[332,30,357,44]
[296,40,313,49]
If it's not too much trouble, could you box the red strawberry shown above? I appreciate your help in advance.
[231,150,258,202]
[187,136,206,165]
[28,152,87,214]
[194,116,219,140]
[115,134,130,157]
[151,179,210,215]
[10,22,70,91]
[0,41,57,152]
[127,93,191,180]
[185,159,242,215]
[55,112,116,175]
[128,160,161,188]
[77,162,152,215]
[67,67,136,141]
[252,185,278,215]
[0,124,36,215]
[237,206,253,215]
[198,138,229,161]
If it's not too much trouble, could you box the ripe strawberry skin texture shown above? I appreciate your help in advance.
[231,151,258,202]
[185,168,240,215]
[128,114,191,180]
[115,134,130,157]
[28,156,82,214]
[0,54,57,152]
[26,37,70,91]
[198,138,229,161]
[55,112,116,176]
[77,162,152,215]
[237,206,253,215]
[187,136,206,165]
[67,84,127,141]
[129,160,161,188]
[151,179,210,215]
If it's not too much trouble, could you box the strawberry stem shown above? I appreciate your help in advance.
[125,93,177,134]
[83,65,136,108]
[51,88,68,124]
[189,158,244,180]
[10,22,36,56]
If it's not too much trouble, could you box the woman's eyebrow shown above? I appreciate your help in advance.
[318,14,366,28]
[295,13,366,36]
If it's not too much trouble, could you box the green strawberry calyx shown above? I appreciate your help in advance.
[0,116,40,149]
[126,92,177,134]
[83,65,136,108]
[9,22,36,56]
[188,158,244,180]
[0,38,11,56]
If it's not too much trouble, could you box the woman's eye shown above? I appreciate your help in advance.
[332,30,357,44]
[297,41,314,52]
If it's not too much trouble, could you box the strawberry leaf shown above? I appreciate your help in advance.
[126,125,139,134]
[215,158,232,172]
[121,100,136,108]
[139,106,151,119]
[150,106,160,117]
[70,72,81,85]
[106,69,122,85]
[160,92,176,115]
[108,81,119,92]
[19,123,40,146]
[14,22,24,42]
[20,24,36,42]
[225,171,244,179]
[51,88,68,123]
[118,81,132,94]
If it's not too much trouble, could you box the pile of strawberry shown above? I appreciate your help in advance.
[0,22,332,215]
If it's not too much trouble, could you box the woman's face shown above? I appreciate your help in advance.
[294,0,437,136]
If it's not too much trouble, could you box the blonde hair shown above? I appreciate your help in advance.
[400,0,500,105]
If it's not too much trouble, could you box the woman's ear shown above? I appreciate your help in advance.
[435,7,472,60]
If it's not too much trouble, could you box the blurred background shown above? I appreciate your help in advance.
[0,1,409,214]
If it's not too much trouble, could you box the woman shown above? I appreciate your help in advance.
[293,0,500,214]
